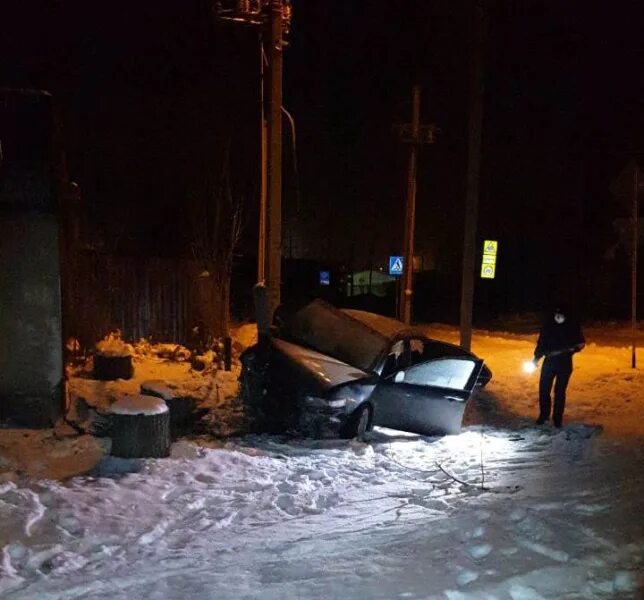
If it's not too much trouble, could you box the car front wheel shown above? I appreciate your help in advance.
[342,404,371,441]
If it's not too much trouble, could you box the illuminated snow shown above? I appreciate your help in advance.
[1,323,643,599]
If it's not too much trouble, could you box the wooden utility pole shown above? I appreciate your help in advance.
[459,0,486,351]
[395,86,438,325]
[400,86,421,326]
[265,0,284,318]
[258,31,267,283]
[215,1,292,318]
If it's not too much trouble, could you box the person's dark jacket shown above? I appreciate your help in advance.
[534,313,585,370]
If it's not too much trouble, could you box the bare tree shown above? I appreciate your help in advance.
[190,151,243,347]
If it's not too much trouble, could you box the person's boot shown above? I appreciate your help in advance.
[535,415,548,425]
[553,417,563,428]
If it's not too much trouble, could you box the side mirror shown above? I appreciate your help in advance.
[394,371,405,383]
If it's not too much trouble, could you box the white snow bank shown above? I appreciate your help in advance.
[95,332,133,357]
[0,428,643,599]
[231,322,258,350]
[133,340,191,361]
[110,394,168,416]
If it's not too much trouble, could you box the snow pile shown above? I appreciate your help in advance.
[233,322,258,350]
[0,428,643,599]
[192,349,216,371]
[132,340,191,362]
[67,333,244,440]
[95,332,133,357]
[0,429,108,480]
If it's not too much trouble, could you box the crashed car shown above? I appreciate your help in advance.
[240,300,491,439]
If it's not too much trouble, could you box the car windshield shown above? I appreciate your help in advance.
[279,301,388,373]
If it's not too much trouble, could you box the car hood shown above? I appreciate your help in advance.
[272,338,371,392]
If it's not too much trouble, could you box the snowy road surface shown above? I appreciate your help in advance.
[2,325,644,599]
[1,426,643,599]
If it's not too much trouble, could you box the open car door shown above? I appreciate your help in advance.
[372,357,484,435]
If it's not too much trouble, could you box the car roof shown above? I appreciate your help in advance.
[340,309,426,341]
[341,309,475,358]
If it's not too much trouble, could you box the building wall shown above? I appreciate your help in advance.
[0,213,63,426]
[0,88,63,426]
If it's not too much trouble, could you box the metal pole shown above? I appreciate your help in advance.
[258,32,267,284]
[265,0,283,319]
[400,85,420,325]
[632,165,638,368]
[281,105,299,259]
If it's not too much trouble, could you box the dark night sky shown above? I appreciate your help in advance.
[1,1,643,312]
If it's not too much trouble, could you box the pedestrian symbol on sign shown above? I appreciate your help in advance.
[389,256,404,276]
[484,240,498,255]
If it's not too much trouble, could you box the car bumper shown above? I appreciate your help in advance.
[297,396,350,438]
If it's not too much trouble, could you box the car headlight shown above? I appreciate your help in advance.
[327,398,347,409]
[304,396,327,408]
[304,396,347,409]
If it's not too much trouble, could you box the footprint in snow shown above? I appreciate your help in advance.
[276,494,297,514]
[194,473,217,484]
[465,543,493,561]
[456,569,479,587]
[509,584,547,600]
[277,481,299,494]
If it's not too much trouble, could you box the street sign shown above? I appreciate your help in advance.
[481,239,498,279]
[319,271,330,286]
[483,240,498,255]
[389,256,404,276]
[481,264,496,279]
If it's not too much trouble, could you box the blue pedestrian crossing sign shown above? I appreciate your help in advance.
[319,271,330,286]
[389,256,404,276]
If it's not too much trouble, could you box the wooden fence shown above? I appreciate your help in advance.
[65,252,198,350]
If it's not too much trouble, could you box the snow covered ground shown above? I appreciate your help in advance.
[1,324,644,599]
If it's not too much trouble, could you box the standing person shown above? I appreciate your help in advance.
[532,307,585,427]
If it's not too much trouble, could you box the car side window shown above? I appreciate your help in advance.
[402,358,477,390]
[409,338,424,366]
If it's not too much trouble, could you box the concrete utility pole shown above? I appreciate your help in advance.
[395,86,438,325]
[215,0,292,318]
[459,0,486,352]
